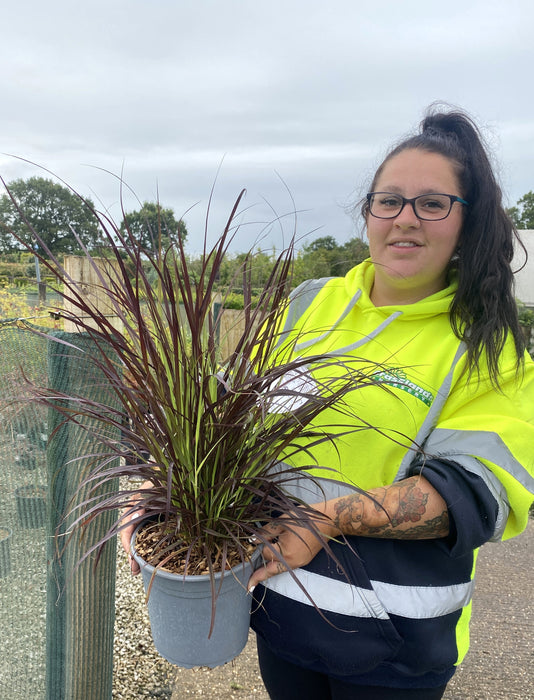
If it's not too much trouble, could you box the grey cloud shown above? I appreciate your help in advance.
[1,0,533,251]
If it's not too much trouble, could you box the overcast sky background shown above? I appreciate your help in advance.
[1,0,533,254]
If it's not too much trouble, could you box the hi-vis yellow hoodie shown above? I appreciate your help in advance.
[251,260,534,688]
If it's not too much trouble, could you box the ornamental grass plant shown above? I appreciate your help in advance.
[6,183,386,611]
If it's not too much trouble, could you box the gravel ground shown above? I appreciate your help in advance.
[113,549,176,699]
[114,520,533,700]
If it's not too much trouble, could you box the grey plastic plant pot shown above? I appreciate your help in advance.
[0,526,12,577]
[131,523,259,668]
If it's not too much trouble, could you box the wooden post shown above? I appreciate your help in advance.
[63,255,122,333]
[217,309,247,359]
[38,281,47,304]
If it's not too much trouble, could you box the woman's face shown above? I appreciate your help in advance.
[366,149,464,306]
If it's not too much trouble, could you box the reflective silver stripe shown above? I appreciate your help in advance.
[294,289,363,352]
[396,343,467,481]
[371,578,475,619]
[321,311,402,357]
[275,278,332,349]
[270,462,359,503]
[278,279,400,356]
[424,428,534,495]
[261,569,475,620]
[393,340,526,541]
[261,569,390,619]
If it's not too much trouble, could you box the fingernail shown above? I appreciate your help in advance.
[247,586,255,595]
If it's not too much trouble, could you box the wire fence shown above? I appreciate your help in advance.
[0,322,118,700]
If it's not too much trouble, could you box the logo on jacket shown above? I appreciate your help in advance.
[372,369,434,407]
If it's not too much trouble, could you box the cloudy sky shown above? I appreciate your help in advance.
[1,0,533,253]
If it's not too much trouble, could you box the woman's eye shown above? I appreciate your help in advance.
[420,197,446,210]
[379,196,401,208]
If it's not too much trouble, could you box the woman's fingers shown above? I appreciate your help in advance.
[118,481,153,576]
[119,508,145,576]
[248,517,330,591]
[248,555,287,590]
[129,554,141,576]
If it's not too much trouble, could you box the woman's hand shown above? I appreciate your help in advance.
[120,508,144,576]
[119,480,152,576]
[248,507,339,590]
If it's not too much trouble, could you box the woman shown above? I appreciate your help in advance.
[246,108,534,699]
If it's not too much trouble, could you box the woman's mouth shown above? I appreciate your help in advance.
[390,241,421,248]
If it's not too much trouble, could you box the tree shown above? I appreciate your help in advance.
[336,237,370,275]
[295,235,369,284]
[0,177,102,255]
[120,202,187,252]
[304,235,339,253]
[506,191,534,229]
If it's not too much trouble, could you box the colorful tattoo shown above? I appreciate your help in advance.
[333,478,449,540]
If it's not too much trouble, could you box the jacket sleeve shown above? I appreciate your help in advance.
[409,458,500,556]
[420,347,534,541]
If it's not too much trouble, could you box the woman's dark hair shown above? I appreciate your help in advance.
[363,106,527,386]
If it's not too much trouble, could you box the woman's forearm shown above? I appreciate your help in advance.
[247,476,449,589]
[322,475,449,540]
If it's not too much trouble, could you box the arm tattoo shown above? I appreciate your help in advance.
[333,480,449,540]
[366,512,450,540]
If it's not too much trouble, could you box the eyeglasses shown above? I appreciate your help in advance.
[366,192,469,221]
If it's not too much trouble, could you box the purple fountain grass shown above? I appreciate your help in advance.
[4,180,397,596]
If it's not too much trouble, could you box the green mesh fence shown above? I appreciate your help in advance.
[0,323,118,700]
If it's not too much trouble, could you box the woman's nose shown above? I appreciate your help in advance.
[394,201,420,227]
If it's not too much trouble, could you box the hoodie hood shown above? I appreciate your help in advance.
[285,260,458,359]
[345,259,458,320]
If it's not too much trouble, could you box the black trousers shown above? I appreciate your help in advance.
[256,636,448,700]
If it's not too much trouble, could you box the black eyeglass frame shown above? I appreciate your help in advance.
[366,192,469,221]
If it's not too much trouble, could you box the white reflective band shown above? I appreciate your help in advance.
[371,578,475,619]
[261,569,475,620]
[261,569,390,619]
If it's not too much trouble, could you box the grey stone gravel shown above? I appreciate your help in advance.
[113,547,176,699]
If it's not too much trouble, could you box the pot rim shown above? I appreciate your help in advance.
[130,520,259,582]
